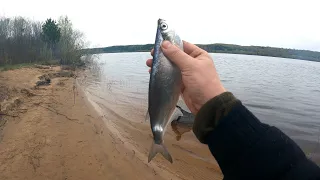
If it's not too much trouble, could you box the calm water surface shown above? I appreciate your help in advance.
[82,52,320,155]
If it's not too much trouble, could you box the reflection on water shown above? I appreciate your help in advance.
[81,52,320,163]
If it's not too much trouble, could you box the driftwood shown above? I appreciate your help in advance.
[36,71,75,87]
[34,65,51,69]
[38,71,74,81]
[20,88,36,97]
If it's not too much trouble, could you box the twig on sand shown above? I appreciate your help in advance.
[73,84,76,105]
[39,105,79,123]
[0,112,19,117]
[86,114,94,118]
[36,94,58,97]
[16,109,28,114]
[72,73,77,105]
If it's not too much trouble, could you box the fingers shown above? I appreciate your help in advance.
[146,59,152,67]
[182,40,200,54]
[161,41,192,70]
[148,40,205,71]
[147,59,152,73]
[182,40,206,58]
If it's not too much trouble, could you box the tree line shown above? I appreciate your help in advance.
[83,44,320,62]
[0,16,86,66]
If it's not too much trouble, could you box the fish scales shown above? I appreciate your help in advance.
[147,19,183,163]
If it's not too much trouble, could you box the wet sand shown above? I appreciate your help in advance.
[0,67,223,180]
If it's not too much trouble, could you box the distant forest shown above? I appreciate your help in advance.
[83,44,320,62]
[0,16,86,67]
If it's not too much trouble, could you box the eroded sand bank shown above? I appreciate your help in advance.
[0,66,223,180]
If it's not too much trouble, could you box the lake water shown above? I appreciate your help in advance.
[81,52,320,159]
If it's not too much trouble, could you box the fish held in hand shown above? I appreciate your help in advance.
[146,19,183,163]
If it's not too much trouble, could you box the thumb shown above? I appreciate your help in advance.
[161,40,192,70]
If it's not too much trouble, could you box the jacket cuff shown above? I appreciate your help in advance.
[193,92,239,143]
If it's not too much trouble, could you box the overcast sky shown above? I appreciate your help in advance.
[1,0,319,51]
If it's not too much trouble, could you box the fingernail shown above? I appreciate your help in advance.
[162,41,172,49]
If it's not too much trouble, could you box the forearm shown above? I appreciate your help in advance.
[193,92,320,179]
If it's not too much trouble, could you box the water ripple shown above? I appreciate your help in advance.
[82,52,320,156]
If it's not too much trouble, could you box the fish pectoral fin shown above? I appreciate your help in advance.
[145,111,150,122]
[175,107,183,117]
[148,141,173,163]
[168,107,184,123]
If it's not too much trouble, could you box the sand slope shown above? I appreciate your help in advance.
[0,67,223,180]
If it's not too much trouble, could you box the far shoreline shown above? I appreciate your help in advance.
[86,51,320,63]
[82,43,320,62]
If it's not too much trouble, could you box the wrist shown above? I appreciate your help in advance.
[203,85,226,106]
[193,85,226,115]
[193,92,239,143]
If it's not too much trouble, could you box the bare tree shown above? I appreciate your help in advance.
[57,16,86,65]
[0,16,87,67]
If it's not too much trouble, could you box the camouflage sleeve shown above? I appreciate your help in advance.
[193,92,320,179]
[193,92,239,143]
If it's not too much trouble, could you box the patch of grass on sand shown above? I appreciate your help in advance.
[0,63,35,72]
[0,60,60,72]
[40,60,60,66]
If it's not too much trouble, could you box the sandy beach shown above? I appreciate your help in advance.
[0,66,223,180]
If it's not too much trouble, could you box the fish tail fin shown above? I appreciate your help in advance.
[148,141,173,163]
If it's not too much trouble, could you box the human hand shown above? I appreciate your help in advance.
[146,40,226,114]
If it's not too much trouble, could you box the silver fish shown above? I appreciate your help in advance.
[146,19,183,163]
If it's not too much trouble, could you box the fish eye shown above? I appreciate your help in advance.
[160,23,168,30]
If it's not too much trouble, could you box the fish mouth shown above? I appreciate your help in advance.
[158,18,164,23]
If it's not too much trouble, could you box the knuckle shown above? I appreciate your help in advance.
[190,48,204,57]
[170,49,181,57]
[202,50,209,56]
